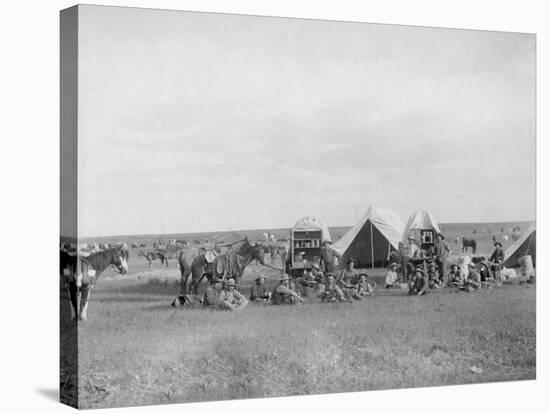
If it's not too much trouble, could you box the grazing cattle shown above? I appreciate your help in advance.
[62,247,128,321]
[139,242,147,249]
[462,237,477,254]
[130,242,139,249]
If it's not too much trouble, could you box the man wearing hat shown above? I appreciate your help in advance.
[319,239,341,274]
[219,278,248,311]
[271,274,304,305]
[489,241,505,285]
[250,274,271,302]
[408,268,429,296]
[336,258,360,300]
[319,273,347,302]
[433,233,450,283]
[356,273,375,297]
[448,264,465,287]
[461,263,481,292]
[385,263,399,289]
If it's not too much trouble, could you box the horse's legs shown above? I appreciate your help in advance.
[68,282,79,321]
[79,284,92,321]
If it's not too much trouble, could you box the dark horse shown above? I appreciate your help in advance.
[462,237,477,254]
[61,247,128,321]
[179,238,265,294]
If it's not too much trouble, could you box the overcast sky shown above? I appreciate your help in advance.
[76,5,535,238]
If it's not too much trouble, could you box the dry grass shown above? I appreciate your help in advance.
[60,259,536,409]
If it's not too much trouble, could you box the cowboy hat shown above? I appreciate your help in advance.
[346,257,355,264]
[322,239,332,244]
[389,262,398,268]
[224,278,237,287]
[279,274,290,281]
[255,274,266,281]
[325,272,335,278]
[210,275,223,283]
[494,242,503,247]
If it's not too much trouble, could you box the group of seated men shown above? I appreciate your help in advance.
[383,240,506,294]
[201,257,376,310]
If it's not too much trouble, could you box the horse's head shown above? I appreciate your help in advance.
[110,247,129,274]
[250,240,266,265]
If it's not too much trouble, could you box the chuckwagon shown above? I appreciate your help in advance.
[402,210,442,280]
[287,215,331,277]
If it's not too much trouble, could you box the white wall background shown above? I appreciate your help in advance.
[0,1,547,413]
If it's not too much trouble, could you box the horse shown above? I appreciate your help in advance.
[155,243,180,267]
[462,237,477,254]
[62,247,128,321]
[138,249,166,268]
[182,238,265,294]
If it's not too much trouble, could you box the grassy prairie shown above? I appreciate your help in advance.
[62,256,536,409]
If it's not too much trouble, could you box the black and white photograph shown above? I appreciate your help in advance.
[22,1,544,412]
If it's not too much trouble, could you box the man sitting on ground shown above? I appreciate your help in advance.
[408,269,429,296]
[202,276,226,310]
[271,274,304,305]
[250,274,271,302]
[448,264,465,287]
[385,262,399,288]
[319,273,347,302]
[219,278,248,311]
[461,263,482,292]
[356,273,375,297]
[337,258,359,300]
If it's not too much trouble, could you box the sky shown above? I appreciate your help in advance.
[75,5,536,238]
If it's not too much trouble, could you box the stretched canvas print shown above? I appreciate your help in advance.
[60,4,536,409]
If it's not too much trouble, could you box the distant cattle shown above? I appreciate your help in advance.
[131,242,139,249]
[139,243,147,249]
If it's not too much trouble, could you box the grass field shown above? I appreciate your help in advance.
[61,221,536,409]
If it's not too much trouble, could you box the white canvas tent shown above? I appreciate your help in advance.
[402,210,442,244]
[332,206,405,269]
[503,223,536,268]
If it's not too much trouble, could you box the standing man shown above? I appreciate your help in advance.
[271,274,304,305]
[489,242,505,285]
[319,239,341,274]
[433,233,450,283]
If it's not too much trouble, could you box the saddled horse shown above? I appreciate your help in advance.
[462,237,477,254]
[61,247,128,321]
[180,238,265,294]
